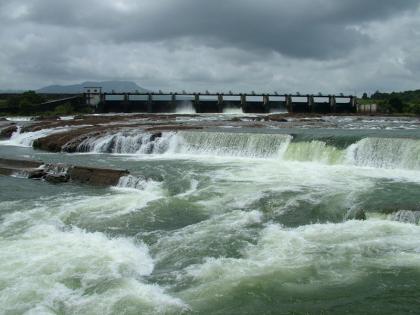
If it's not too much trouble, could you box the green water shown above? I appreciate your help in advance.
[1,124,420,314]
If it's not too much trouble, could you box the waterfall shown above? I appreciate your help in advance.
[76,131,176,154]
[116,175,148,190]
[283,141,345,164]
[173,131,292,158]
[73,130,420,170]
[176,101,196,114]
[223,107,243,114]
[345,137,420,170]
[0,126,72,147]
[391,210,420,225]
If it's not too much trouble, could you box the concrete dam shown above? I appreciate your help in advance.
[85,90,357,114]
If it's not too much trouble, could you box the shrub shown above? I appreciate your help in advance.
[53,103,74,115]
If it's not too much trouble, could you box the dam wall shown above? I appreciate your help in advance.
[92,92,356,114]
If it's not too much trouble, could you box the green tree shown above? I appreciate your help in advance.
[54,103,74,115]
[388,97,404,112]
[19,98,35,114]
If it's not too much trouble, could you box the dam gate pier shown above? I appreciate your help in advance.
[84,89,357,114]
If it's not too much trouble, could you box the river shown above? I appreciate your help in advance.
[1,115,420,314]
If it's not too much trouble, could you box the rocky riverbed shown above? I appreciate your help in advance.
[3,113,420,154]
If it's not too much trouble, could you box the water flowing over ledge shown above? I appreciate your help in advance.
[73,130,420,171]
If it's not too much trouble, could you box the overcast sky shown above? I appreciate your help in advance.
[1,0,420,94]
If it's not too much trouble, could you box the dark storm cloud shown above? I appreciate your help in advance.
[16,0,420,59]
[1,0,420,92]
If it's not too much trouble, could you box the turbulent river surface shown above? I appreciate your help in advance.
[1,115,420,314]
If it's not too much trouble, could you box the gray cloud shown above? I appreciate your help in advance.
[0,0,420,93]
[17,0,420,59]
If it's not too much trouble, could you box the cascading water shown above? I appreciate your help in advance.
[345,137,420,169]
[176,101,196,114]
[76,131,176,154]
[75,131,292,158]
[117,175,149,190]
[0,125,87,147]
[391,210,420,225]
[73,130,420,170]
[0,126,71,147]
[223,107,244,114]
[173,131,292,158]
[283,140,345,164]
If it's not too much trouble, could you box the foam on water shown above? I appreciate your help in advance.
[152,210,263,270]
[223,107,243,114]
[180,220,420,302]
[5,116,33,121]
[283,140,344,164]
[0,224,187,314]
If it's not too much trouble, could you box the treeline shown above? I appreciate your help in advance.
[0,91,92,116]
[361,89,420,114]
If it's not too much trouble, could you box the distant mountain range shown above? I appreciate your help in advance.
[36,81,149,93]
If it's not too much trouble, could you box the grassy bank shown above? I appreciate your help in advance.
[0,91,92,117]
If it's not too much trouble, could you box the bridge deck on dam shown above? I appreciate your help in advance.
[0,92,356,114]
[91,92,357,114]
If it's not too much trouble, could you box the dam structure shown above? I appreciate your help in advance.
[84,88,357,114]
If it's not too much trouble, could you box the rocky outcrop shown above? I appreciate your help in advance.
[0,157,43,177]
[33,127,107,152]
[0,157,43,169]
[268,114,288,122]
[0,125,17,139]
[0,157,129,187]
[345,208,366,221]
[68,166,128,186]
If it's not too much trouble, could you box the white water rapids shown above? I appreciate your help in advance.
[1,121,420,314]
[74,130,420,170]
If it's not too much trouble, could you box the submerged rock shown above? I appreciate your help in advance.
[27,168,46,179]
[268,114,288,122]
[0,157,43,169]
[68,166,129,186]
[150,132,162,142]
[44,173,69,184]
[345,208,366,221]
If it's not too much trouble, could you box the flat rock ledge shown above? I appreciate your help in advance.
[0,157,128,187]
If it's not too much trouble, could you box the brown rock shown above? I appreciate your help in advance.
[0,125,18,139]
[33,127,104,152]
[0,167,14,176]
[68,166,129,186]
[268,114,288,122]
[28,168,46,179]
[45,173,69,184]
[0,157,43,169]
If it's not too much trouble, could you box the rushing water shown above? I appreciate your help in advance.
[1,116,420,314]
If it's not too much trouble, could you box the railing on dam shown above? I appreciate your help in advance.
[86,92,357,114]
